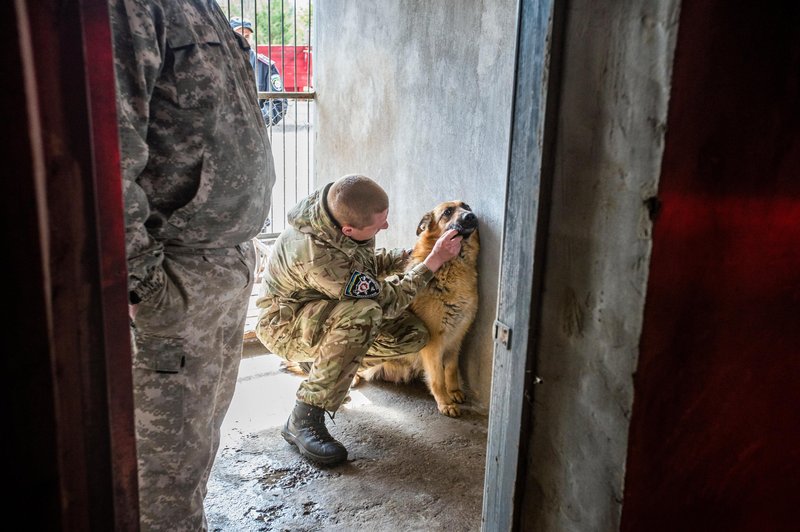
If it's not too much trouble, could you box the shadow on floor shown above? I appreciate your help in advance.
[206,342,488,531]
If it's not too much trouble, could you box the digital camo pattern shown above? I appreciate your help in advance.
[132,246,255,532]
[111,0,274,530]
[112,0,275,303]
[255,184,434,411]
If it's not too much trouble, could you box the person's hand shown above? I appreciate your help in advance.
[423,229,463,272]
[129,304,139,321]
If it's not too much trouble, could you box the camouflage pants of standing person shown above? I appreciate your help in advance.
[256,298,429,412]
[131,244,254,532]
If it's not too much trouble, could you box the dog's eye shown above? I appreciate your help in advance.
[443,208,453,218]
[461,203,472,211]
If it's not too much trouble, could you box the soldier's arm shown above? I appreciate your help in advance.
[375,247,410,276]
[376,229,462,318]
[110,0,167,303]
[304,257,433,320]
[299,245,352,300]
[297,241,419,310]
[375,264,435,319]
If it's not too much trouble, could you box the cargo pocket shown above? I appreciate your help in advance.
[133,334,186,374]
[131,334,186,476]
[166,24,225,109]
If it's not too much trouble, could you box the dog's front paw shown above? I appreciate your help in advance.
[438,403,461,417]
[352,372,363,387]
[448,389,465,403]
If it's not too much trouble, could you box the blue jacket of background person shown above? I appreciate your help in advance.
[251,50,288,126]
[229,16,288,127]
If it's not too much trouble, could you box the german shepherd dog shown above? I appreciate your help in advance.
[359,201,479,417]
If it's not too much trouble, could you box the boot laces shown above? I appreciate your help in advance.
[300,407,337,443]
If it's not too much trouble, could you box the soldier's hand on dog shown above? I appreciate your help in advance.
[423,228,463,272]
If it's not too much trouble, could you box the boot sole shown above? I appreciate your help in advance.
[281,428,347,466]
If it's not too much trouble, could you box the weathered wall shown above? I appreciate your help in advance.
[520,1,681,530]
[314,0,517,410]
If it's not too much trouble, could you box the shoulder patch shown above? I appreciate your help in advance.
[344,270,381,299]
[270,74,283,91]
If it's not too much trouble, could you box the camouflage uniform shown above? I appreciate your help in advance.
[256,184,433,412]
[111,1,275,530]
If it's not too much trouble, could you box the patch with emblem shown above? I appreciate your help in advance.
[270,74,283,91]
[344,270,381,298]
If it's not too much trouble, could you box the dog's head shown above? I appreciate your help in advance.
[416,201,479,239]
[411,201,480,268]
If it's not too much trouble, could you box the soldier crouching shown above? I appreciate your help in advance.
[255,174,463,465]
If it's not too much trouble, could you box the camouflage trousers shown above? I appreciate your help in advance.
[131,243,254,532]
[256,298,429,412]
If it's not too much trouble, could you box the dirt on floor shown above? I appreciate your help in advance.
[206,342,488,532]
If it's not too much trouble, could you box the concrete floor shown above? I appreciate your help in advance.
[206,342,489,531]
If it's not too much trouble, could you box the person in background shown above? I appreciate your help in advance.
[255,175,463,466]
[230,16,289,127]
[110,0,276,529]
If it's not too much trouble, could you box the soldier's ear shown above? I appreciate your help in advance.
[416,212,433,236]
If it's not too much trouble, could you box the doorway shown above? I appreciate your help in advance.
[11,0,556,529]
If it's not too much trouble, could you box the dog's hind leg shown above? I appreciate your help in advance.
[420,338,460,417]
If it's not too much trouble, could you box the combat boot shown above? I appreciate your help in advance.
[281,400,348,465]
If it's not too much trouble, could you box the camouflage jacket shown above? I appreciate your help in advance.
[257,183,434,325]
[111,0,276,302]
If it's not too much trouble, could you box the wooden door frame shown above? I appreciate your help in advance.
[7,0,138,529]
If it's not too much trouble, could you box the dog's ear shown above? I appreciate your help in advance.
[416,212,434,236]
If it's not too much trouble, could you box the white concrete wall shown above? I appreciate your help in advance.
[314,0,517,410]
[521,1,681,530]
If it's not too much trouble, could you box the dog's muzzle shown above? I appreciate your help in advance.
[447,212,478,238]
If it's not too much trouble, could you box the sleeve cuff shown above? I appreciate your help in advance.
[410,262,434,284]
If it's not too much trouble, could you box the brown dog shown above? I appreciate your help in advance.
[358,201,480,417]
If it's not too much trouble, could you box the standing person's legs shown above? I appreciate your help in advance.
[198,244,256,499]
[132,245,253,531]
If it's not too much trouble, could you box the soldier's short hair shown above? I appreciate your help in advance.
[328,174,389,229]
